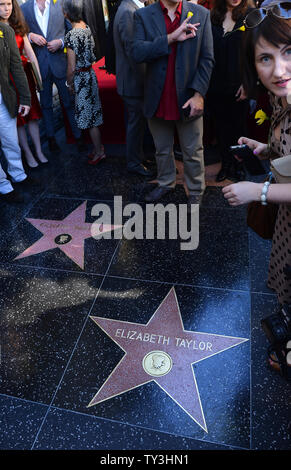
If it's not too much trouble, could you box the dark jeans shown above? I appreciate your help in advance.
[39,70,81,139]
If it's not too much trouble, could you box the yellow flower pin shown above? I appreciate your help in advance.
[255,109,269,125]
[64,47,67,53]
[238,25,246,31]
[53,0,57,3]
[0,30,4,38]
[187,12,193,19]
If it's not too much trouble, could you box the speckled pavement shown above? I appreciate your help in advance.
[0,133,290,451]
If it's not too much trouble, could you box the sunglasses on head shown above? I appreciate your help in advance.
[244,2,291,28]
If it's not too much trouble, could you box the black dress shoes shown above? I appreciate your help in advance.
[48,137,61,153]
[145,186,174,202]
[14,176,40,188]
[0,190,24,203]
[215,167,229,183]
[187,194,203,213]
[128,164,156,179]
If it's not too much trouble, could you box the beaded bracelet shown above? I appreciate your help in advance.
[260,171,273,206]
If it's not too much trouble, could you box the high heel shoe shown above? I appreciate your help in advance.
[88,152,106,165]
[37,153,49,164]
[88,145,105,160]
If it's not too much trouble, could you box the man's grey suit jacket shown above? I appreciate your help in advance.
[132,0,214,120]
[21,0,68,80]
[113,0,145,97]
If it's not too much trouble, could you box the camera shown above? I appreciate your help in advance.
[261,303,291,344]
[229,144,265,175]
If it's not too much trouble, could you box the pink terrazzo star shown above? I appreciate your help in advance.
[15,201,122,269]
[89,287,248,431]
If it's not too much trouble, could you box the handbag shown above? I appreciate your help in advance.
[247,199,278,239]
[27,61,43,92]
[270,154,291,184]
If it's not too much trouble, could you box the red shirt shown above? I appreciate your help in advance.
[155,1,182,121]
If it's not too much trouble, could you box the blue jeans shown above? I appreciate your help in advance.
[0,99,27,194]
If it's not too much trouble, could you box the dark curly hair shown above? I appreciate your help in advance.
[211,0,249,24]
[6,0,29,36]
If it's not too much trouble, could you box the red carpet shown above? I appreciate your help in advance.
[93,58,126,144]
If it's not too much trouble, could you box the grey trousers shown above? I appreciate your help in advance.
[148,116,205,195]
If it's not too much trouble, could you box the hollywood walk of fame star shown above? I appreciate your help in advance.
[15,201,122,269]
[88,288,248,432]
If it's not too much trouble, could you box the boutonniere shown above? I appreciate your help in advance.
[0,30,4,38]
[53,0,57,4]
[255,109,269,125]
[238,25,246,31]
[187,12,193,19]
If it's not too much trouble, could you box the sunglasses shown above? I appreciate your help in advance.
[243,2,291,28]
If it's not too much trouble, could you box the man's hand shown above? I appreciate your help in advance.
[29,32,47,46]
[47,39,63,53]
[182,92,204,118]
[18,105,30,117]
[168,17,200,44]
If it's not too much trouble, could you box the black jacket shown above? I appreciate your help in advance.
[207,12,249,97]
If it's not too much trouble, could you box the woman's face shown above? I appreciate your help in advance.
[226,0,242,10]
[0,0,12,21]
[255,37,291,98]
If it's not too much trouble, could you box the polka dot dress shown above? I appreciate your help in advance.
[268,96,291,305]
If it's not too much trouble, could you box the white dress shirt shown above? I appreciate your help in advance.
[34,0,50,37]
[131,0,145,8]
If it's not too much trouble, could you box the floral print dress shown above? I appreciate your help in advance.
[65,26,103,130]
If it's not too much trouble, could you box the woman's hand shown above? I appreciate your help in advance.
[18,104,30,117]
[222,181,263,206]
[237,136,269,159]
[235,85,247,101]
